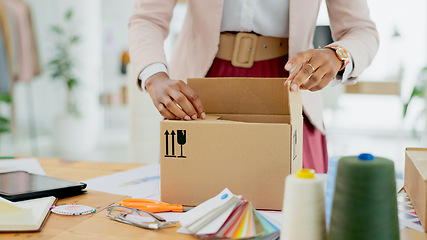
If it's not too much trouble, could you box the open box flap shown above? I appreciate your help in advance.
[187,78,301,118]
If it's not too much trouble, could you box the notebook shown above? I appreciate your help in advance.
[0,196,56,232]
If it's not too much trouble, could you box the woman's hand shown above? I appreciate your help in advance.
[145,72,206,120]
[284,49,342,91]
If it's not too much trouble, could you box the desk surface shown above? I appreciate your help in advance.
[1,158,425,239]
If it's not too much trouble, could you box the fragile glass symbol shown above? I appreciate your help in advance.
[164,130,186,158]
[177,130,186,158]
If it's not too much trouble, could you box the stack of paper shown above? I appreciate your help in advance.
[179,188,279,239]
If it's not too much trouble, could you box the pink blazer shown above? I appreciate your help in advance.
[129,0,379,133]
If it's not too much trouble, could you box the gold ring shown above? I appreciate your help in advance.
[306,63,315,72]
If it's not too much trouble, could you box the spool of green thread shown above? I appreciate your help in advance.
[328,153,399,240]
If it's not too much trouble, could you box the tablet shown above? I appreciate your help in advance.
[0,171,87,201]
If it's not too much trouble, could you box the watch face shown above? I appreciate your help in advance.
[336,48,349,59]
[326,45,350,71]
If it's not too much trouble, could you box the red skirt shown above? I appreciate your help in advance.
[206,56,329,173]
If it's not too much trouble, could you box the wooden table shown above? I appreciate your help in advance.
[0,158,425,239]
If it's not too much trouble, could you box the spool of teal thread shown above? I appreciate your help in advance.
[328,154,399,240]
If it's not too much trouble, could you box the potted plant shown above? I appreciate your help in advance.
[0,93,12,150]
[48,9,97,155]
[403,66,427,136]
[48,9,80,117]
[0,93,11,134]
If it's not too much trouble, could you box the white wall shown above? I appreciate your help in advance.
[319,0,427,133]
[12,0,103,152]
[101,0,133,96]
[318,0,427,90]
[364,0,427,98]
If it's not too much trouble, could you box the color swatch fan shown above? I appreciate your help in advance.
[179,188,279,239]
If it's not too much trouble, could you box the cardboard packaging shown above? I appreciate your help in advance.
[405,147,427,231]
[160,78,303,210]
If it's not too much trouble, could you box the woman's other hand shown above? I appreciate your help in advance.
[145,72,206,120]
[284,49,342,91]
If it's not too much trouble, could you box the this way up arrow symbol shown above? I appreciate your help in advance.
[171,130,176,156]
[164,130,170,156]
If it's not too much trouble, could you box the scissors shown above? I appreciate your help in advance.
[119,199,193,213]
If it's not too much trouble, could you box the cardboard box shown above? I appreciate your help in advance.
[160,78,303,210]
[405,147,427,231]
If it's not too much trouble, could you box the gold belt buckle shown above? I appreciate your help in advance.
[231,32,258,68]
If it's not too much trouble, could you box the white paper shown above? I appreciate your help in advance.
[258,210,283,230]
[179,188,241,231]
[196,201,239,235]
[397,192,425,232]
[177,226,191,234]
[83,164,161,200]
[0,158,46,175]
[176,209,283,235]
[157,212,183,222]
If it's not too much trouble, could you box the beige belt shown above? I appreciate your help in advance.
[216,32,288,68]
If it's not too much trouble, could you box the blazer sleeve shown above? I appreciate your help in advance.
[326,0,379,77]
[128,0,177,87]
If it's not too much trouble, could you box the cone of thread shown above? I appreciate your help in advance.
[328,155,399,240]
[281,169,326,240]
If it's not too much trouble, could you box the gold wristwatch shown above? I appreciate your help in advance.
[324,45,350,71]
